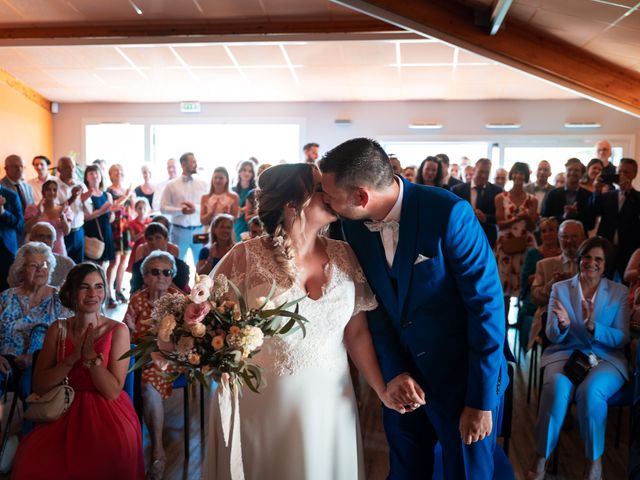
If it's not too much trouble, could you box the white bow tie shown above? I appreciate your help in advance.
[364,220,399,233]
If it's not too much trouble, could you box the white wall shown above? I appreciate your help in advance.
[53,98,640,163]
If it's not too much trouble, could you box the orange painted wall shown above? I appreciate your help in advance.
[0,79,53,178]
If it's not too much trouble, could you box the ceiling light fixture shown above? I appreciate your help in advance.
[563,122,602,129]
[335,118,352,126]
[408,123,443,130]
[485,122,521,129]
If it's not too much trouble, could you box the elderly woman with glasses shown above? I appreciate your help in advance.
[123,251,185,480]
[0,242,66,406]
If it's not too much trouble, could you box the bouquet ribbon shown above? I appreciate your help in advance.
[218,375,245,480]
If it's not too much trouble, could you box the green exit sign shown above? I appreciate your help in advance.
[180,102,201,113]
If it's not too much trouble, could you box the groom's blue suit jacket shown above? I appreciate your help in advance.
[344,178,508,416]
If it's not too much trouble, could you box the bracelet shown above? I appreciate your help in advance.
[83,352,104,369]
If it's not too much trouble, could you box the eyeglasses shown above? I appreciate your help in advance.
[146,268,173,277]
[26,261,49,271]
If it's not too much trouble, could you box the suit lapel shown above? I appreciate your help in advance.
[394,178,419,312]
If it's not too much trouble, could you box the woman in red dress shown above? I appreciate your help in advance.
[12,263,143,480]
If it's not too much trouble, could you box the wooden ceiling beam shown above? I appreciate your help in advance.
[331,0,640,118]
[0,17,402,44]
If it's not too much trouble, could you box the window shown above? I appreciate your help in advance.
[85,123,146,182]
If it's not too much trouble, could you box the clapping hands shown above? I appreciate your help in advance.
[552,300,570,331]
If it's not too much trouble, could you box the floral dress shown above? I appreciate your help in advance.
[107,187,132,254]
[494,191,537,298]
[124,286,184,399]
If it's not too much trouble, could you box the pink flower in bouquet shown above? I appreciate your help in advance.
[150,351,170,371]
[184,302,211,326]
[157,337,173,351]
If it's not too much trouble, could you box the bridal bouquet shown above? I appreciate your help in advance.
[122,274,307,392]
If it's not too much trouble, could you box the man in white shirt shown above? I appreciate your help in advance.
[160,152,208,262]
[524,160,554,214]
[55,156,89,263]
[27,155,54,203]
[152,158,178,211]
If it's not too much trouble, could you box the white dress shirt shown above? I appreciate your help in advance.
[55,176,87,229]
[28,174,54,203]
[160,175,208,227]
[379,178,403,268]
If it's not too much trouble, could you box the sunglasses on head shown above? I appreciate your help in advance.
[146,268,173,277]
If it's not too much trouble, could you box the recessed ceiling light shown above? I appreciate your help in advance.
[334,119,352,126]
[128,0,143,15]
[563,122,601,129]
[408,123,443,130]
[485,122,521,129]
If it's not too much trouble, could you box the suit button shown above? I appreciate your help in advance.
[401,321,412,328]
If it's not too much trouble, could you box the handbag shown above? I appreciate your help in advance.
[24,321,75,422]
[501,235,528,255]
[562,349,592,385]
[84,218,105,260]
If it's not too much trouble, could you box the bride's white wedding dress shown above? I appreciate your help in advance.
[203,236,377,480]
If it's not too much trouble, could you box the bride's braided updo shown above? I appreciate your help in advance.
[255,163,317,281]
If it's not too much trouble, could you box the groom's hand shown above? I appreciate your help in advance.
[386,373,426,413]
[459,406,492,445]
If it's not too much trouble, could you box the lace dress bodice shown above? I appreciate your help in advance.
[211,237,377,376]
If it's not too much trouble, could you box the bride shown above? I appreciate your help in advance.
[204,163,401,480]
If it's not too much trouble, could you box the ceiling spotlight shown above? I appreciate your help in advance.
[128,0,143,15]
[408,123,443,130]
[485,122,521,129]
[564,122,601,129]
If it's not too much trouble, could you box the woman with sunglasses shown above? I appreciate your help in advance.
[123,251,184,480]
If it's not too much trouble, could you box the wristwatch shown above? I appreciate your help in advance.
[83,353,104,369]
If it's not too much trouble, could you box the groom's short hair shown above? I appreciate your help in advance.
[318,138,394,191]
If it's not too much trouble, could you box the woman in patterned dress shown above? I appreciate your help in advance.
[123,251,185,480]
[494,162,538,322]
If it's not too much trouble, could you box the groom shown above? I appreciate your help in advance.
[319,138,508,479]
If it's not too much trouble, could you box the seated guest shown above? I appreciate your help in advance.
[0,242,64,408]
[541,158,594,232]
[519,217,560,347]
[123,251,185,480]
[524,160,554,214]
[196,214,234,275]
[130,223,189,294]
[528,220,585,349]
[591,157,640,281]
[27,222,75,288]
[415,156,443,187]
[247,215,263,239]
[529,237,629,480]
[401,166,416,183]
[436,153,462,190]
[12,263,144,479]
[452,157,502,248]
[25,180,73,255]
[0,184,23,292]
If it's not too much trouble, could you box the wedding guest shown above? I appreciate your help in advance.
[303,142,319,164]
[541,158,594,233]
[493,168,508,189]
[129,216,179,270]
[524,160,553,214]
[12,263,144,479]
[591,157,640,281]
[257,163,272,177]
[196,214,234,275]
[160,152,208,263]
[28,222,75,288]
[436,153,463,190]
[24,180,72,255]
[580,158,604,193]
[1,155,35,213]
[450,163,461,180]
[152,158,178,211]
[389,155,402,175]
[0,185,23,292]
[595,139,616,177]
[451,158,502,248]
[528,220,585,349]
[106,164,134,306]
[554,172,566,188]
[123,252,184,480]
[495,162,538,320]
[529,237,628,480]
[401,166,416,183]
[130,223,189,294]
[27,155,54,203]
[415,156,443,187]
[247,215,263,239]
[463,165,474,183]
[92,158,108,179]
[233,160,257,239]
[624,248,640,287]
[200,167,239,232]
[625,248,640,336]
[55,156,89,264]
[134,165,155,208]
[0,242,63,407]
[128,197,152,246]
